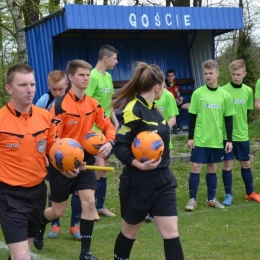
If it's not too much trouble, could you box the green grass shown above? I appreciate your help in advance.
[1,121,260,259]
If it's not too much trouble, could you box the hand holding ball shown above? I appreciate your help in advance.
[82,131,107,155]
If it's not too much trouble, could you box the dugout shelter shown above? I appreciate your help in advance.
[22,4,243,111]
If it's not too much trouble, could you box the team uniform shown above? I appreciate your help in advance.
[189,85,235,162]
[114,95,178,224]
[222,82,253,161]
[0,102,57,244]
[155,88,179,150]
[49,88,115,202]
[255,79,260,98]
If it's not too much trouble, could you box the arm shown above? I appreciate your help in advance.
[110,109,119,131]
[255,98,260,112]
[224,115,233,153]
[187,113,197,149]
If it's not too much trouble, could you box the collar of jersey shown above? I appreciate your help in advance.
[136,94,154,109]
[7,101,32,118]
[68,88,85,102]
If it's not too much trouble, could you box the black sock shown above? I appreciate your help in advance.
[114,232,135,260]
[37,215,51,238]
[164,237,184,260]
[80,218,94,254]
[7,255,11,260]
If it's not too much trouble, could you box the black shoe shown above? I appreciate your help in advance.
[177,123,183,130]
[34,228,45,250]
[172,124,178,134]
[79,252,99,260]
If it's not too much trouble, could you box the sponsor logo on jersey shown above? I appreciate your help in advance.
[37,139,46,153]
[159,106,164,111]
[68,120,78,125]
[6,143,19,148]
[200,98,206,101]
[233,99,246,104]
[204,104,221,109]
[102,88,111,93]
[117,125,131,135]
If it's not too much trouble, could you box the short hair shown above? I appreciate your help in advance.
[66,60,92,76]
[48,70,67,83]
[5,64,34,85]
[229,59,246,71]
[202,59,219,70]
[166,69,176,75]
[98,45,118,60]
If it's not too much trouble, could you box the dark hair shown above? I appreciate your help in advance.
[98,45,118,60]
[166,69,175,75]
[66,59,92,76]
[113,62,164,110]
[5,64,34,85]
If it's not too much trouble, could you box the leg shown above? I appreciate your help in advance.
[8,241,31,260]
[222,160,233,206]
[70,193,82,240]
[114,219,141,260]
[154,216,184,260]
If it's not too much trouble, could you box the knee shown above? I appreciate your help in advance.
[11,250,30,260]
[51,207,66,218]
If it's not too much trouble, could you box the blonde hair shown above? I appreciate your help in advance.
[229,59,246,71]
[113,62,164,110]
[48,70,67,83]
[202,59,219,70]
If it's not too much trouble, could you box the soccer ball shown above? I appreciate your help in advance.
[82,131,107,155]
[49,138,84,172]
[131,131,164,162]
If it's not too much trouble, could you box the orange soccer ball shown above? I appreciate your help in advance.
[131,131,164,162]
[49,138,84,172]
[82,131,107,155]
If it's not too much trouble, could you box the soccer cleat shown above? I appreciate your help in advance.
[97,207,116,217]
[144,214,153,223]
[34,227,46,250]
[177,123,183,130]
[94,207,100,221]
[245,191,260,202]
[223,194,233,206]
[79,252,99,260]
[206,198,225,209]
[185,198,197,211]
[70,224,81,240]
[47,224,60,238]
[172,124,178,134]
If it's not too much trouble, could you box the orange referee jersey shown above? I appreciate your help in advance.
[50,88,115,144]
[0,102,58,187]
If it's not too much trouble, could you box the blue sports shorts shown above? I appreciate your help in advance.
[190,146,224,164]
[223,140,250,161]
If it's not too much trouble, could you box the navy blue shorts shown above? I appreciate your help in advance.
[0,181,47,244]
[48,163,97,203]
[190,146,224,164]
[119,167,178,225]
[223,140,250,161]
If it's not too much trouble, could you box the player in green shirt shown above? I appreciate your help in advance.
[86,45,118,220]
[221,59,260,206]
[254,78,260,111]
[185,59,235,212]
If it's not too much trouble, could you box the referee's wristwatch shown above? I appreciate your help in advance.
[108,140,115,147]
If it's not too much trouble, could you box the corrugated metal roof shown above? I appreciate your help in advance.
[65,5,243,31]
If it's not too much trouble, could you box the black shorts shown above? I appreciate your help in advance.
[48,163,97,203]
[119,167,178,224]
[0,181,47,244]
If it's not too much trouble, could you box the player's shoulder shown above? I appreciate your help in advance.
[32,104,52,118]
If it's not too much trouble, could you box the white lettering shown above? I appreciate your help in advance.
[233,100,246,104]
[165,13,172,26]
[184,15,190,26]
[155,12,161,27]
[129,13,137,28]
[6,144,19,148]
[141,14,149,27]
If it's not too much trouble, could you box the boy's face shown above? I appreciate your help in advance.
[69,67,90,90]
[48,78,67,98]
[167,72,175,83]
[105,53,118,70]
[204,68,219,86]
[230,68,247,85]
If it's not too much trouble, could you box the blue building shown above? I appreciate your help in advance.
[22,4,243,104]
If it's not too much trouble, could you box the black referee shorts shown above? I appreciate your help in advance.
[0,181,47,244]
[48,163,97,203]
[119,167,178,225]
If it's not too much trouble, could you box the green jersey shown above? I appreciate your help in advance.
[155,89,179,150]
[222,83,253,142]
[189,85,235,148]
[255,79,260,98]
[86,68,114,117]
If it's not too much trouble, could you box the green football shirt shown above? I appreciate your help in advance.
[255,79,260,98]
[189,85,235,148]
[155,88,179,150]
[222,83,253,142]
